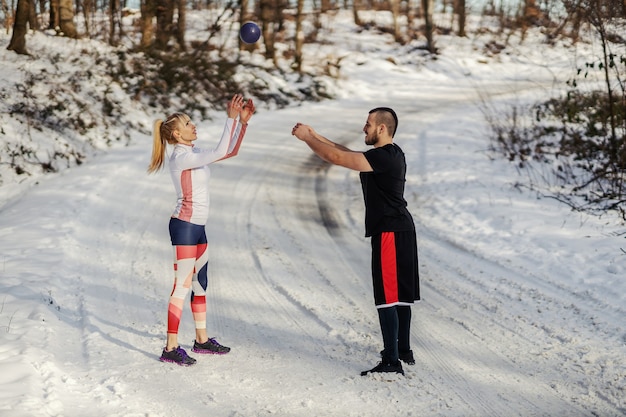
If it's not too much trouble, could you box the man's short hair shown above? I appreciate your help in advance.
[369,107,398,137]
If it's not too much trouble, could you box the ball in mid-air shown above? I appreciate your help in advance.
[240,21,261,44]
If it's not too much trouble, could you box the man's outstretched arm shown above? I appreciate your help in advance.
[292,123,372,172]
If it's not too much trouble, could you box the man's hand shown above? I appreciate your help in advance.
[292,122,313,141]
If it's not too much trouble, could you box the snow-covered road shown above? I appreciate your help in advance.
[3,94,625,416]
[1,31,625,415]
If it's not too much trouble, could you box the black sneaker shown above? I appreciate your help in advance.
[160,346,196,366]
[399,350,415,365]
[192,338,231,354]
[361,360,404,376]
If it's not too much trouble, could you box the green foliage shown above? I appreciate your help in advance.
[112,46,332,119]
[537,91,622,145]
[486,89,626,219]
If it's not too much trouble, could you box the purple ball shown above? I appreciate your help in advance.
[240,21,261,44]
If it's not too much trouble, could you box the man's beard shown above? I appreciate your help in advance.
[365,132,378,146]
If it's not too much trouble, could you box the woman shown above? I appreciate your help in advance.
[148,94,255,366]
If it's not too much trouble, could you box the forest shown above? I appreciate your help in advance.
[2,0,626,217]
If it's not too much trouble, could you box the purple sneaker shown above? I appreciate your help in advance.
[160,346,197,366]
[192,338,231,354]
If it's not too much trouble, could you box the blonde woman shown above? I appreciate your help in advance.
[148,94,255,366]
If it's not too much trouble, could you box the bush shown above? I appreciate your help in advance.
[485,89,626,219]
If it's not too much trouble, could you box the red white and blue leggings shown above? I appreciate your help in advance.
[167,217,209,334]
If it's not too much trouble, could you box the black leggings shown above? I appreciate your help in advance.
[378,305,412,363]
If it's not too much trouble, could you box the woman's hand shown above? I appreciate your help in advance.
[240,99,256,124]
[227,94,245,119]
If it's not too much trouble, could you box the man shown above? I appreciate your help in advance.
[291,107,420,376]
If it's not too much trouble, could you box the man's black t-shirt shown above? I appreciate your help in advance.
[360,143,415,237]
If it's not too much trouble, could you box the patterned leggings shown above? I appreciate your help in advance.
[167,218,209,334]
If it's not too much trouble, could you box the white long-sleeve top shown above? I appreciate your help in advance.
[169,118,245,225]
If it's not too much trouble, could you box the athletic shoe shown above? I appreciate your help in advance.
[361,360,404,376]
[399,350,415,365]
[192,338,231,354]
[159,346,196,366]
[379,349,416,365]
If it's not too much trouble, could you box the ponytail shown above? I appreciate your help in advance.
[148,119,167,173]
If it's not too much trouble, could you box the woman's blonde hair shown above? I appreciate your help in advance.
[147,113,187,173]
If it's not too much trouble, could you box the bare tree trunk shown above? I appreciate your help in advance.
[140,0,156,49]
[352,0,362,26]
[421,0,436,53]
[456,0,466,36]
[259,0,284,65]
[109,0,119,45]
[176,0,186,50]
[390,0,401,42]
[590,4,618,150]
[7,0,30,54]
[58,0,78,37]
[79,0,92,37]
[294,0,304,73]
[238,0,248,50]
[28,0,38,30]
[155,0,174,50]
[404,0,417,39]
[259,0,274,61]
[50,0,59,29]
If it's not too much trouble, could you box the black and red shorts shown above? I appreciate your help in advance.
[370,230,420,307]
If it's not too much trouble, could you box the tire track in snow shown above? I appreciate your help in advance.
[204,114,403,386]
[240,120,536,413]
[207,141,349,367]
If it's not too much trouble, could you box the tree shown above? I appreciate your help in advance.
[238,0,249,50]
[80,0,94,37]
[352,0,363,26]
[259,0,283,64]
[152,0,186,50]
[47,0,77,37]
[421,0,436,53]
[155,0,175,50]
[140,0,157,49]
[58,0,78,37]
[7,0,30,55]
[109,0,121,45]
[390,0,401,42]
[294,0,304,72]
[320,0,334,12]
[175,0,186,51]
[50,0,58,30]
[456,0,466,36]
[28,0,38,30]
[583,0,624,159]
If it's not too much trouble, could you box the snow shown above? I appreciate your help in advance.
[1,9,625,417]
